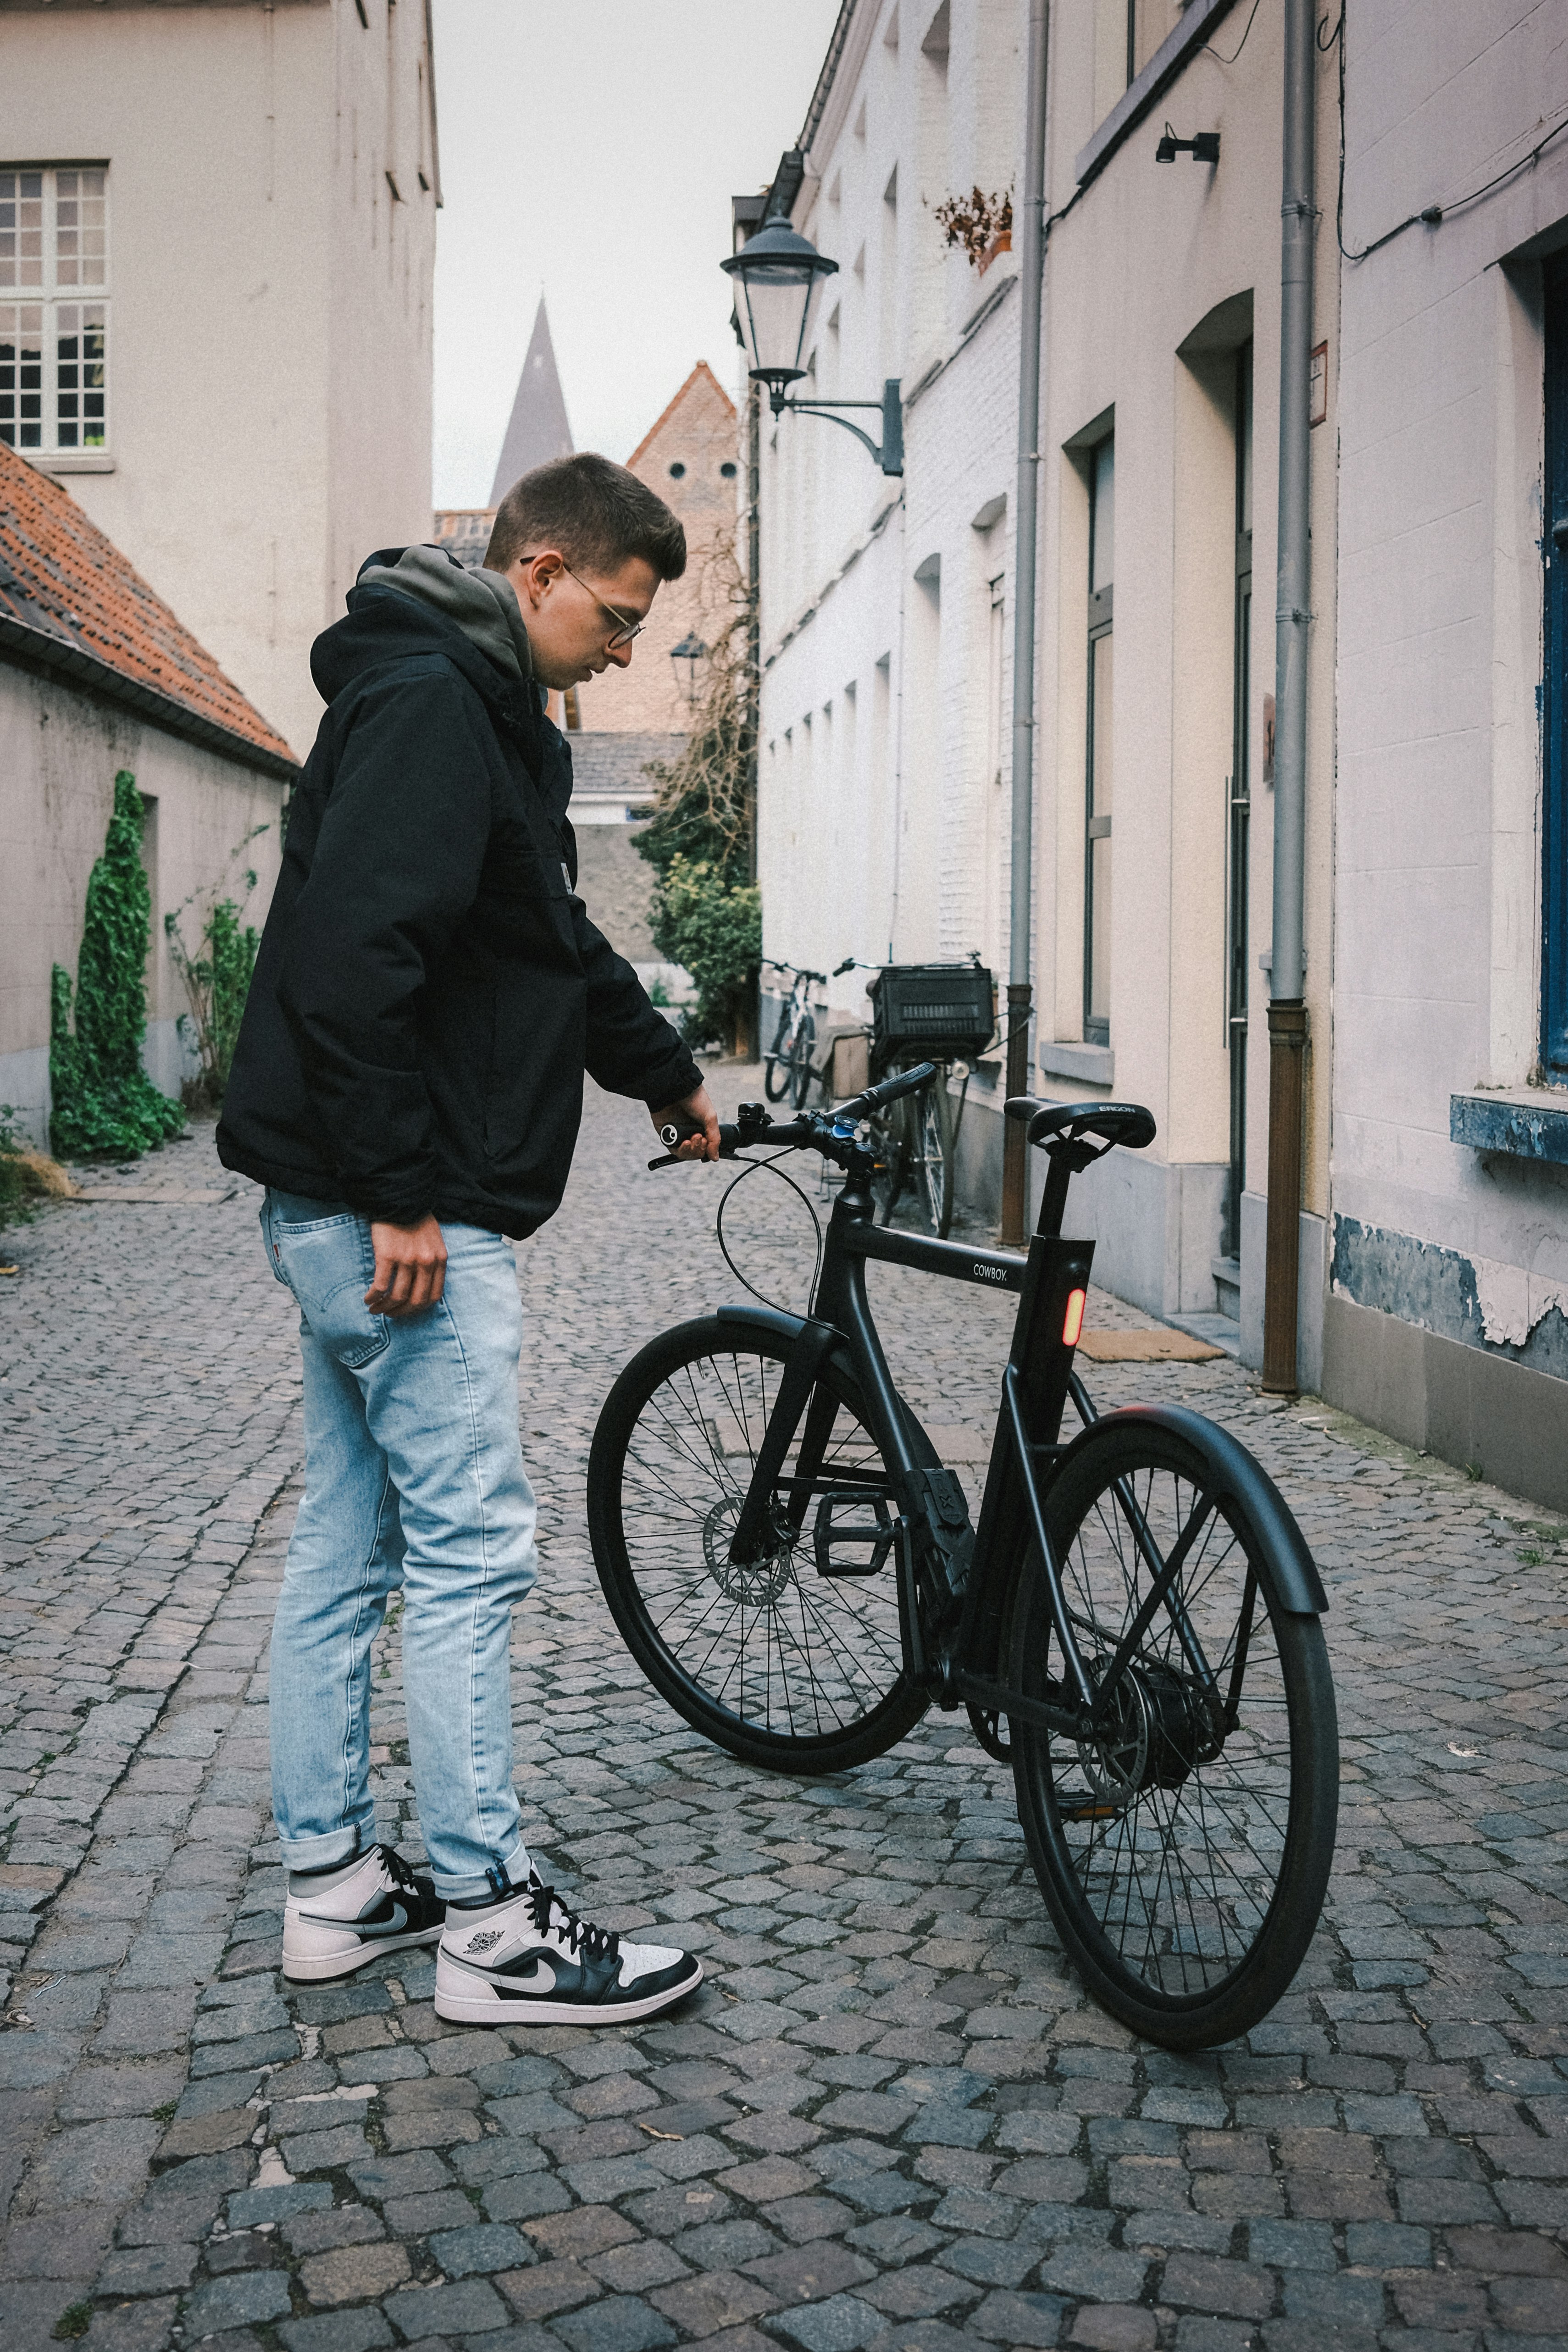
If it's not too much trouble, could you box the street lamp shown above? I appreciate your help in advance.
[669,634,707,708]
[722,210,903,477]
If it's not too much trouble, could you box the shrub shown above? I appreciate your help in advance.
[165,834,266,1106]
[0,1105,30,1231]
[636,544,760,1053]
[650,855,762,1053]
[50,771,186,1161]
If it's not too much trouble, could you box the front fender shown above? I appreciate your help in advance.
[1057,1401,1329,1615]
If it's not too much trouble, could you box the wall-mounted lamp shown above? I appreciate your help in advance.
[1155,122,1220,164]
[669,635,708,708]
[722,191,903,476]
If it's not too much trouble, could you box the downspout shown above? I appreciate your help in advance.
[1001,0,1050,1246]
[1262,0,1315,1392]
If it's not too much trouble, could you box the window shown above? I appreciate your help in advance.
[1224,344,1254,1260]
[0,166,108,453]
[1092,0,1180,124]
[1084,436,1114,1044]
[1544,253,1568,1082]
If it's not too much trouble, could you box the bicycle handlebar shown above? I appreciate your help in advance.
[649,1062,938,1171]
[763,960,827,985]
[831,1059,937,1122]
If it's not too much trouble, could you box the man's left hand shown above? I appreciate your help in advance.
[651,1085,721,1162]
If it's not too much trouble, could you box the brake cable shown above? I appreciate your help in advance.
[714,1148,825,1316]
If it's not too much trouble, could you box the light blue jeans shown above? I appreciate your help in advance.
[261,1191,536,1899]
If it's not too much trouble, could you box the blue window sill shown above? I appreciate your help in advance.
[1450,1088,1568,1166]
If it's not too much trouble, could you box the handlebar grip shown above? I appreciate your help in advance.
[650,1121,744,1169]
[833,1059,938,1123]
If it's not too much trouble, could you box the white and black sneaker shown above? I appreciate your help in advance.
[282,1845,445,1982]
[434,1871,702,2026]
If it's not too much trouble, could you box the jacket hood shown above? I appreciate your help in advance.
[356,543,533,682]
[310,547,539,732]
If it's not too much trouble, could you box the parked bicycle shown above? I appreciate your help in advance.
[588,1064,1339,2049]
[863,959,994,1238]
[762,961,825,1109]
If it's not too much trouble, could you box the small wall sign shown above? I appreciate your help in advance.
[1309,341,1328,427]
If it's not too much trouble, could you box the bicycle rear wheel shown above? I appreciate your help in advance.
[870,1096,909,1224]
[588,1318,930,1773]
[1009,1411,1338,2048]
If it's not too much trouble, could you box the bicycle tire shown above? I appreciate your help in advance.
[910,1074,956,1237]
[1009,1410,1338,2049]
[788,1011,817,1110]
[870,1097,908,1224]
[587,1318,931,1774]
[763,1004,797,1101]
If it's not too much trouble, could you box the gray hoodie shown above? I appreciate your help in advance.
[355,543,533,684]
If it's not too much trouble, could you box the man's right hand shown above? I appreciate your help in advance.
[366,1215,447,1317]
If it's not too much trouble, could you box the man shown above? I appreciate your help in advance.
[219,455,719,2027]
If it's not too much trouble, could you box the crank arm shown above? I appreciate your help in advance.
[953,1668,1089,1741]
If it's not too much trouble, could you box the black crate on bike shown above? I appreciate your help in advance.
[869,963,994,1064]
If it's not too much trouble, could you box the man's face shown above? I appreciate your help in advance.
[502,547,660,692]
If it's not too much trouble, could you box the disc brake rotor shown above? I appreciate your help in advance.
[702,1495,796,1605]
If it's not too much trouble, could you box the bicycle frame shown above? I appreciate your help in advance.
[724,1134,1220,1748]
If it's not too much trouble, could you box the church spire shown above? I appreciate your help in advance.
[488,297,573,507]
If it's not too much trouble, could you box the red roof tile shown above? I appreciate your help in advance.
[0,444,296,767]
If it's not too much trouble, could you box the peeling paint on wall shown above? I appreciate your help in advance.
[1471,1257,1568,1349]
[1332,1216,1568,1383]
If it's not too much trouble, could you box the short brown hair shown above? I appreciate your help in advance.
[485,452,687,581]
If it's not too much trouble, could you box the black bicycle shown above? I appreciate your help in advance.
[763,962,825,1109]
[588,1064,1339,2048]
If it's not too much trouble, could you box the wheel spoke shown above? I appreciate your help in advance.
[1015,1443,1331,2023]
[604,1339,909,1751]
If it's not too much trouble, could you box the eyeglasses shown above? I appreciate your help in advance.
[564,564,644,649]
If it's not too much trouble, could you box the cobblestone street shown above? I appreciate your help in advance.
[3,1071,1567,2352]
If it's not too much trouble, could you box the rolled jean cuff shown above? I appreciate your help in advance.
[278,1825,364,1874]
[433,1842,532,1904]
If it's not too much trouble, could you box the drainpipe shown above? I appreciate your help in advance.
[1001,0,1050,1247]
[1262,0,1315,1392]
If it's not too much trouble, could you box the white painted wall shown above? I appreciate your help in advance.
[0,663,286,1148]
[0,0,436,760]
[756,0,1024,1083]
[1333,0,1568,1282]
[754,0,1338,1348]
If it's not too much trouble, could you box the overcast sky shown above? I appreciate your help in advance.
[429,0,842,508]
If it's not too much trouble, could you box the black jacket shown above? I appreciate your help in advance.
[217,572,700,1238]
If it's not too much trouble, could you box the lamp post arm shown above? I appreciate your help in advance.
[781,401,886,469]
[771,380,903,477]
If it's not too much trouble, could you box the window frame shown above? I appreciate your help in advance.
[0,163,110,457]
[1084,435,1114,1047]
[1543,251,1568,1084]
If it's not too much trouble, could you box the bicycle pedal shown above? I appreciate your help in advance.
[812,1487,899,1578]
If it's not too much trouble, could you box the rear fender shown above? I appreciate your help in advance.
[1055,1402,1329,1614]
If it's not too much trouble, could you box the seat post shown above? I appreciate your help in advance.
[1038,1148,1073,1239]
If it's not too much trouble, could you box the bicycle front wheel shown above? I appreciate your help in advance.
[588,1319,929,1773]
[788,1011,817,1109]
[1009,1410,1338,2048]
[763,1011,797,1100]
[910,1074,955,1236]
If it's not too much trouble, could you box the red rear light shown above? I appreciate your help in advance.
[1062,1287,1086,1348]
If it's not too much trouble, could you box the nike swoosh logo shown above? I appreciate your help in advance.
[451,1953,557,1991]
[301,1901,412,1939]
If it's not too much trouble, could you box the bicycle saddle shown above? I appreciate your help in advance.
[1004,1096,1157,1154]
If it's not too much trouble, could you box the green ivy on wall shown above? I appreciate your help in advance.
[50,770,186,1161]
[165,825,266,1107]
